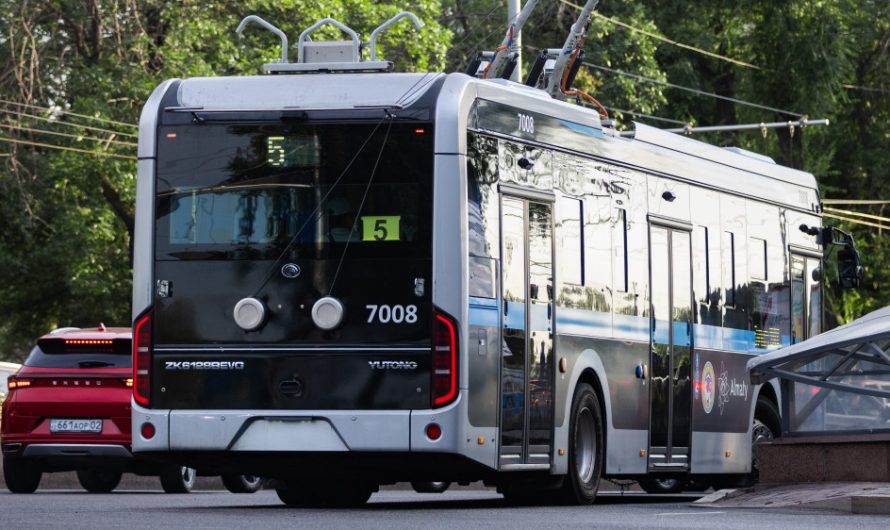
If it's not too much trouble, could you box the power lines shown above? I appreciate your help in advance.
[0,99,137,162]
[584,62,805,118]
[0,99,137,130]
[0,136,136,160]
[557,0,762,70]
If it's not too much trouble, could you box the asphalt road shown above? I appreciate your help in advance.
[2,488,888,529]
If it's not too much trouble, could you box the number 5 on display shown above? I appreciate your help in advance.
[361,216,400,241]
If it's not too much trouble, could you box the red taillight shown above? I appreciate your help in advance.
[133,311,152,407]
[425,423,442,441]
[140,422,156,440]
[7,376,31,390]
[432,309,458,407]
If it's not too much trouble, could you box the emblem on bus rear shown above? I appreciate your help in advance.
[368,360,418,370]
[281,263,301,279]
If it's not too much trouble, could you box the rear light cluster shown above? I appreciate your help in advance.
[431,309,458,408]
[133,311,152,407]
[7,377,31,389]
[8,377,129,389]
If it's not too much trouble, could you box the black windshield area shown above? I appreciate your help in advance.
[155,121,433,260]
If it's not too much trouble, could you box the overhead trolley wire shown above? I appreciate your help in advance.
[602,106,686,126]
[823,212,889,231]
[0,123,137,147]
[0,136,136,160]
[557,0,762,70]
[0,98,137,129]
[823,207,890,225]
[841,84,890,95]
[823,199,890,205]
[0,107,139,138]
[584,62,805,118]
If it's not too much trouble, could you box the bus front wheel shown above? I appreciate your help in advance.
[561,382,603,505]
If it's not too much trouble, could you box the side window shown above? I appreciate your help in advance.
[749,237,767,281]
[723,231,736,306]
[615,208,628,292]
[693,225,711,304]
[467,133,500,298]
[556,196,584,286]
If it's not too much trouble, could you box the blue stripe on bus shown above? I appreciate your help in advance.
[557,119,606,139]
[466,297,790,355]
[469,296,499,327]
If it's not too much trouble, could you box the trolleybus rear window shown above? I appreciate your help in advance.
[155,122,433,260]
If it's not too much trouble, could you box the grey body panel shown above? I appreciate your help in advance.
[133,79,178,319]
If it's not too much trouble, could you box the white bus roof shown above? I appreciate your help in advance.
[144,72,820,209]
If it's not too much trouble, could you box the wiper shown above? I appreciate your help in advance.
[78,360,115,368]
[250,113,391,297]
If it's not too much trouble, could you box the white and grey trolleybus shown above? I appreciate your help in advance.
[131,7,863,505]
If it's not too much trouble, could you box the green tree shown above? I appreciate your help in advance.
[0,0,451,360]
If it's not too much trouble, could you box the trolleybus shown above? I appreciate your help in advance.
[130,8,860,505]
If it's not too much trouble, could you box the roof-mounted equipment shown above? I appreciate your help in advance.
[236,12,423,74]
[543,0,598,98]
[469,0,538,80]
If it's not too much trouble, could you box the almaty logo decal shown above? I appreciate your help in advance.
[701,361,716,414]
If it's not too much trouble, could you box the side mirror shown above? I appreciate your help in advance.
[838,247,865,289]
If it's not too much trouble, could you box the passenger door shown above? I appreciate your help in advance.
[498,195,554,468]
[648,223,693,471]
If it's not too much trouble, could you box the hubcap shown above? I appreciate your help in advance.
[575,406,596,483]
[181,467,196,486]
[751,419,775,471]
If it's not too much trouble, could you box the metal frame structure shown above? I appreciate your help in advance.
[749,306,890,434]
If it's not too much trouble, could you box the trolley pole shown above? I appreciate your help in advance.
[508,0,521,82]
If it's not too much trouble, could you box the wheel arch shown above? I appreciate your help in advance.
[552,349,612,475]
[750,379,781,428]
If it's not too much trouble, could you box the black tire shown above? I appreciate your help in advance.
[77,468,122,493]
[752,396,781,477]
[159,465,196,494]
[276,481,374,507]
[560,382,604,505]
[222,474,263,494]
[638,477,686,494]
[3,456,41,493]
[410,481,451,493]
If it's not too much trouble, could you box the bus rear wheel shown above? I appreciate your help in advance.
[222,474,264,494]
[561,382,603,505]
[638,477,686,494]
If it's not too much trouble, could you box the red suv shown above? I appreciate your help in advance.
[1,326,262,494]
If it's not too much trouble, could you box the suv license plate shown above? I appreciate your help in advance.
[50,419,103,433]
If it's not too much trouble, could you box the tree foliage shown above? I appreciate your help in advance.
[1,0,889,360]
[0,0,450,359]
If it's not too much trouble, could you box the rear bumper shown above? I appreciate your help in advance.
[132,392,475,458]
[2,443,134,471]
[22,443,132,459]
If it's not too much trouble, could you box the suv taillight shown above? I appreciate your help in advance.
[133,311,152,407]
[7,376,31,390]
[432,309,458,407]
